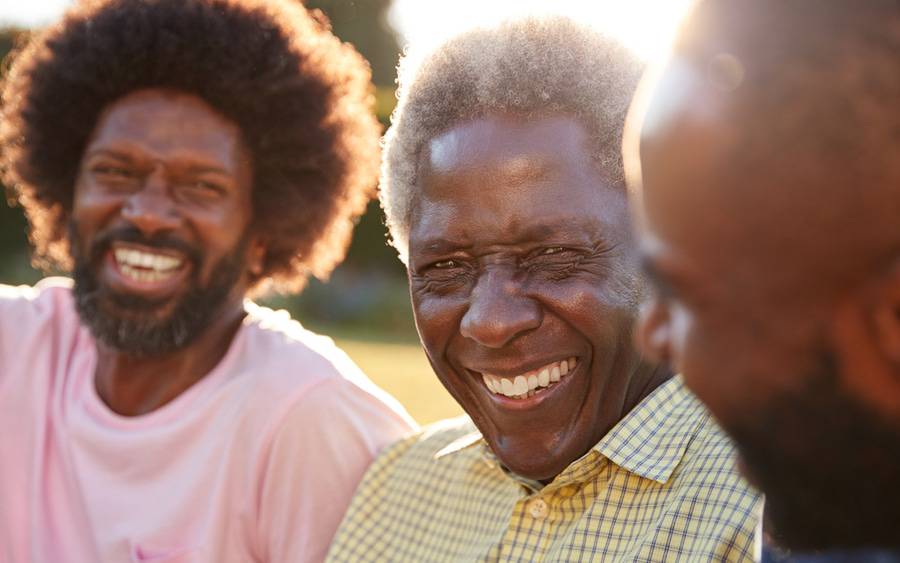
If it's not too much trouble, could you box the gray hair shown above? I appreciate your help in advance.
[381,16,644,264]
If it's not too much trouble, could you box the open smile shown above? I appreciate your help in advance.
[103,242,191,297]
[475,357,578,401]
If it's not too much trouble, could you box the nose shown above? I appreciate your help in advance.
[460,268,542,348]
[634,297,673,365]
[121,167,180,237]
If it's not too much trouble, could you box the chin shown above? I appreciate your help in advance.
[484,431,578,482]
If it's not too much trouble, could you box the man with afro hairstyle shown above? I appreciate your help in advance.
[0,1,413,561]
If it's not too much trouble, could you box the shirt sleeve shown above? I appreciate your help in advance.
[254,376,416,563]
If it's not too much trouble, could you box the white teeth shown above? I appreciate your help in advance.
[538,368,550,387]
[513,376,528,395]
[481,358,579,399]
[114,248,183,273]
[119,264,171,283]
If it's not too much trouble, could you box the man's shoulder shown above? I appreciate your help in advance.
[236,302,373,390]
[227,303,413,432]
[0,277,73,311]
[360,415,481,483]
[0,277,78,338]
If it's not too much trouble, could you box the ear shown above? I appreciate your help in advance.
[635,298,673,366]
[246,238,266,277]
[829,259,900,418]
[872,280,900,365]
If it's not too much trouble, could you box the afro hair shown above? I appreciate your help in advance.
[0,0,381,292]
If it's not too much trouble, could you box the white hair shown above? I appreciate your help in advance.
[381,15,643,264]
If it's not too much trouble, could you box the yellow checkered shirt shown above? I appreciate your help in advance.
[328,376,761,562]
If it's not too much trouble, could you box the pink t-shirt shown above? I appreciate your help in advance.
[0,278,416,563]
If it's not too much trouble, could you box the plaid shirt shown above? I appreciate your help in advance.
[328,377,761,562]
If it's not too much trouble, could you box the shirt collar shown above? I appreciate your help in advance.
[594,375,708,484]
[434,431,483,459]
[433,376,708,486]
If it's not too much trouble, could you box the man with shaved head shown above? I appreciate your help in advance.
[625,0,900,559]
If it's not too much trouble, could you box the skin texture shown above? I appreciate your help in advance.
[626,0,900,550]
[71,89,264,416]
[408,114,669,482]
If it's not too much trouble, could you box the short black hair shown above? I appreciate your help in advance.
[0,0,381,292]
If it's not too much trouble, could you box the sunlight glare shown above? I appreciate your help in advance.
[389,0,696,61]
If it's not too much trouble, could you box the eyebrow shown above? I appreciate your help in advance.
[414,238,473,256]
[183,164,233,177]
[84,148,233,176]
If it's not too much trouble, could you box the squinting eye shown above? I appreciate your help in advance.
[433,259,457,269]
[94,165,134,177]
[190,180,223,192]
[540,246,565,255]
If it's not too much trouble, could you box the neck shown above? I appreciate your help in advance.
[93,298,246,416]
[625,361,674,414]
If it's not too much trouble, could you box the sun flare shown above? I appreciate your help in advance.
[390,0,696,61]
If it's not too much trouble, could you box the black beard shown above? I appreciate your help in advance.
[70,225,248,358]
[727,351,900,552]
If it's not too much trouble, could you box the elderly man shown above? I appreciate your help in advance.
[626,0,900,560]
[328,17,759,562]
[0,1,414,561]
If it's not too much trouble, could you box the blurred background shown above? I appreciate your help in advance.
[0,0,691,424]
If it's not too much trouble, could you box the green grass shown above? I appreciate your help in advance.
[335,337,464,425]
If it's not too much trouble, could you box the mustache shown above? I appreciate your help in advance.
[87,226,203,266]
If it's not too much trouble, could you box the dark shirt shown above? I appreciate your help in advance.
[762,546,900,562]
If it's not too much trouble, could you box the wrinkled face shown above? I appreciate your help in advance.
[408,115,659,481]
[71,89,258,356]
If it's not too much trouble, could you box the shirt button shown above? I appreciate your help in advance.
[527,498,549,519]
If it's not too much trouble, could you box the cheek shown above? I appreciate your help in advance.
[538,278,637,345]
[675,310,764,412]
[72,185,121,227]
[411,293,467,355]
[192,204,251,255]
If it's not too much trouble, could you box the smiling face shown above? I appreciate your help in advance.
[408,115,667,481]
[70,89,259,356]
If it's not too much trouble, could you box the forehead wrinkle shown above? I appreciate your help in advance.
[423,153,557,201]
